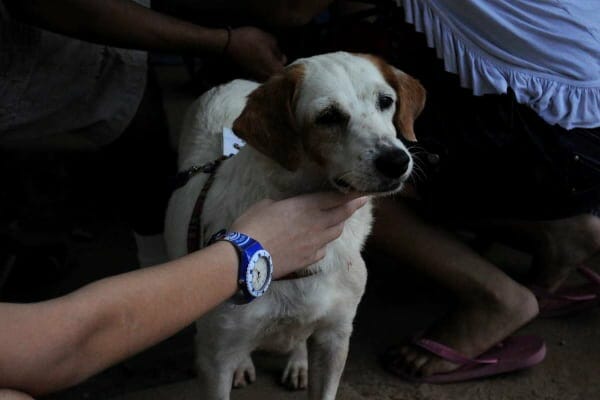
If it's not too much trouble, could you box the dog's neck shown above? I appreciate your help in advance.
[204,145,371,279]
[222,146,332,200]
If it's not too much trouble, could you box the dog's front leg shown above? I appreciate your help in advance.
[306,326,352,400]
[281,340,309,390]
[195,357,234,400]
[196,349,248,400]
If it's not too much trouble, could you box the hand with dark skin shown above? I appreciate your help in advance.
[4,0,287,80]
[226,26,287,81]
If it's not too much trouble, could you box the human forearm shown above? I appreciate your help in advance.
[244,0,334,27]
[0,242,238,395]
[0,389,33,400]
[0,193,366,395]
[5,0,228,54]
[74,242,239,371]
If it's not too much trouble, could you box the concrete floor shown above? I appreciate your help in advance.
[4,64,595,400]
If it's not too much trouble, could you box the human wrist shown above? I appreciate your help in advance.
[206,241,239,292]
[221,26,232,56]
[209,231,274,302]
[210,240,239,266]
[185,26,229,56]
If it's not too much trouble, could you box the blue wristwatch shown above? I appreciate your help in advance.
[210,230,273,303]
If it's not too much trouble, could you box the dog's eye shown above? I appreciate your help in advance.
[378,94,394,110]
[316,107,346,126]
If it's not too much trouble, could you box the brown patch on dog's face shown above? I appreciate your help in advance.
[233,64,306,171]
[358,54,426,142]
[248,52,415,194]
[299,106,349,168]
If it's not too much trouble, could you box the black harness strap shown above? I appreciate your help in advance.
[173,156,229,254]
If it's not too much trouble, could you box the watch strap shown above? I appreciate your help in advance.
[209,230,272,303]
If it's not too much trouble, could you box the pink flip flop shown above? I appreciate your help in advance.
[533,267,600,318]
[386,335,546,384]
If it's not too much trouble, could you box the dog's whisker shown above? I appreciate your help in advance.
[409,160,428,184]
[414,166,428,182]
[336,170,355,180]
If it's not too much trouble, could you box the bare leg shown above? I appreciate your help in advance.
[373,197,538,377]
[0,389,34,400]
[462,214,600,292]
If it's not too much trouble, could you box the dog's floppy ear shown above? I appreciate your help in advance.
[390,69,426,142]
[233,65,305,171]
[360,55,426,142]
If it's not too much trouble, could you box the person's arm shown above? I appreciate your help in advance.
[246,0,334,27]
[4,0,286,79]
[0,243,239,396]
[5,0,227,54]
[0,192,367,396]
[0,389,33,400]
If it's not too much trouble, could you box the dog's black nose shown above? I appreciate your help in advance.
[375,149,411,178]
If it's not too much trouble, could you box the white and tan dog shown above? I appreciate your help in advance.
[165,52,425,400]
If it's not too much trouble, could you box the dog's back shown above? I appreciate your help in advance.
[178,79,258,171]
[165,79,258,259]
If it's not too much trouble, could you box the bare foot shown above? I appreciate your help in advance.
[386,282,538,378]
[533,214,600,292]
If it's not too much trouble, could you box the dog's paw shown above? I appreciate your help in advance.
[232,357,256,389]
[281,357,308,390]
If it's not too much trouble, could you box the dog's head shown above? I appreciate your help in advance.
[233,52,425,194]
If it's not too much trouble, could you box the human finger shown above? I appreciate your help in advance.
[319,222,345,244]
[312,246,327,264]
[320,197,368,228]
[269,39,287,65]
[296,191,364,211]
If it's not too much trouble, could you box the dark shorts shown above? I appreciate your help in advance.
[386,20,600,221]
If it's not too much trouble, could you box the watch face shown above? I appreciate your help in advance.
[246,250,273,296]
[252,257,269,289]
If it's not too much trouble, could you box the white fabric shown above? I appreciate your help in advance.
[400,0,600,129]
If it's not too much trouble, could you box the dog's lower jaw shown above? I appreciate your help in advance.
[331,176,406,196]
[372,181,406,197]
[262,164,331,198]
[332,177,354,192]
